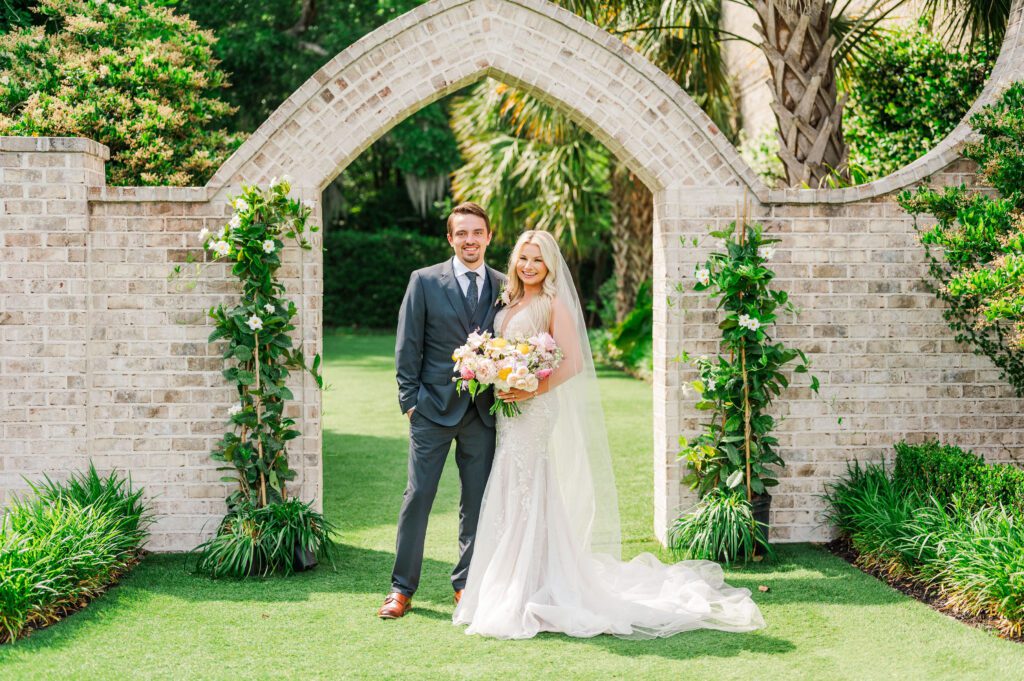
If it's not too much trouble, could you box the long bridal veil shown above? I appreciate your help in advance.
[546,249,622,560]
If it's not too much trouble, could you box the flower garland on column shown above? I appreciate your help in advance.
[175,176,333,577]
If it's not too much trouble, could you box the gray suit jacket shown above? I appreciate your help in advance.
[396,259,506,428]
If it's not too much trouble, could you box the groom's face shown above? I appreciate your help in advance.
[447,214,492,267]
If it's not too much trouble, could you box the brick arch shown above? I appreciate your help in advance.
[206,0,762,196]
[203,0,772,541]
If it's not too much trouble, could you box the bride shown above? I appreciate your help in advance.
[452,230,765,639]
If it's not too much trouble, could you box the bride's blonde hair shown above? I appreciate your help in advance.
[504,230,560,306]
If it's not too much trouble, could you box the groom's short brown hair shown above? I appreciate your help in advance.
[447,202,491,235]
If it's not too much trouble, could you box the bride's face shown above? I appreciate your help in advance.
[516,242,548,288]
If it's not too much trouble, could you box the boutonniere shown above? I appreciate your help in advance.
[494,282,508,308]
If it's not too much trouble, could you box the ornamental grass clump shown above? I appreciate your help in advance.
[0,465,151,644]
[175,177,334,578]
[193,498,336,579]
[669,489,772,563]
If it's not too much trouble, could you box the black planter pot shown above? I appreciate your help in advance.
[751,493,772,541]
[293,542,318,572]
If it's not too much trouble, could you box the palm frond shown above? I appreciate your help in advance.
[921,0,1010,47]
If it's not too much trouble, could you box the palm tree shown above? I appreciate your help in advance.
[449,81,613,255]
[750,0,849,186]
[750,0,1011,187]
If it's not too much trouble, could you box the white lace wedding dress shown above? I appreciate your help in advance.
[452,296,765,640]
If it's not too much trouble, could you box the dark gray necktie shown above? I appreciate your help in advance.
[465,271,479,317]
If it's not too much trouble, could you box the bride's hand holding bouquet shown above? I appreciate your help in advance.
[452,330,562,417]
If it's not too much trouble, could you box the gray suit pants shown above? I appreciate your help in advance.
[390,405,495,597]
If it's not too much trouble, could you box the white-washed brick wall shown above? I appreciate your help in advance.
[2,0,1022,550]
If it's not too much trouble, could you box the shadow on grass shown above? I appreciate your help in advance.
[322,430,411,533]
[561,627,797,660]
[111,543,463,604]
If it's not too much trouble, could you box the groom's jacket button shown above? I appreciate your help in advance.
[420,371,458,385]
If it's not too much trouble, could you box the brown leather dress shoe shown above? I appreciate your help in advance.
[454,589,464,605]
[377,592,412,619]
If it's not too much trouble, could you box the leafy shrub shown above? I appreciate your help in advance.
[845,22,994,181]
[894,440,1024,518]
[589,278,653,379]
[323,229,513,329]
[0,465,150,643]
[668,489,770,563]
[0,0,244,186]
[193,498,336,579]
[898,82,1024,394]
[738,128,785,188]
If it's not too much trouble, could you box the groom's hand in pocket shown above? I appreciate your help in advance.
[406,407,415,419]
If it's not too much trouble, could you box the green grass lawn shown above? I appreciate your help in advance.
[1,330,1020,680]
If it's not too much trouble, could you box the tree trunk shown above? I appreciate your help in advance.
[610,163,653,324]
[750,0,850,187]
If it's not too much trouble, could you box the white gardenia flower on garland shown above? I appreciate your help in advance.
[232,198,248,213]
[757,246,775,261]
[198,227,210,243]
[212,240,231,257]
[228,403,242,416]
[264,303,275,314]
[229,214,242,230]
[262,240,275,254]
[695,268,711,286]
[247,315,263,332]
[738,314,761,332]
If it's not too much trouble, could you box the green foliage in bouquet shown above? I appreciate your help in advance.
[680,222,817,499]
[898,82,1024,395]
[0,0,243,186]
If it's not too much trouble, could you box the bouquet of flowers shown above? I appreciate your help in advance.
[452,330,563,417]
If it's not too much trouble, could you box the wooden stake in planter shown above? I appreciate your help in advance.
[254,332,267,508]
[738,199,761,559]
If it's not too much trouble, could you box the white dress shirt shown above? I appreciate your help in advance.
[452,256,486,303]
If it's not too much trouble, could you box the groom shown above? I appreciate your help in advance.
[378,202,506,619]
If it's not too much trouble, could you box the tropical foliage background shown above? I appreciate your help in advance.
[0,0,1010,376]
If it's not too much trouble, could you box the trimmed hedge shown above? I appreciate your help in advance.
[894,441,1024,518]
[323,229,512,329]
